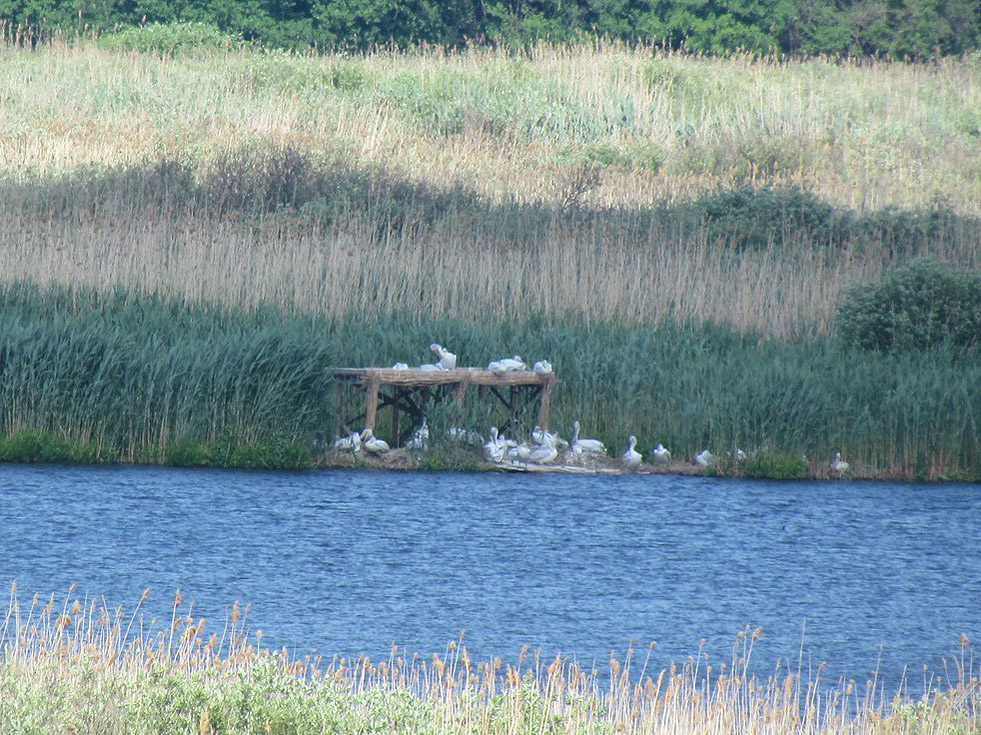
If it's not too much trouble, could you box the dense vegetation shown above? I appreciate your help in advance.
[0,43,978,478]
[2,589,979,734]
[1,0,979,58]
[2,281,978,478]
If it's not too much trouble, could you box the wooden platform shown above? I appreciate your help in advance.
[332,367,557,447]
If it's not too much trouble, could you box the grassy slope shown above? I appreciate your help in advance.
[0,42,979,477]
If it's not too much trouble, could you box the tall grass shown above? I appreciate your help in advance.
[2,283,978,479]
[1,586,978,734]
[0,283,334,464]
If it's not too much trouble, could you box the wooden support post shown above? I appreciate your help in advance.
[538,376,554,430]
[391,388,401,447]
[333,381,344,439]
[364,376,380,432]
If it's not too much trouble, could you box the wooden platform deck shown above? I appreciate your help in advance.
[332,367,557,447]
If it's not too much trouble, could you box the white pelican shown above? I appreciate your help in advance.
[391,362,409,370]
[528,442,558,464]
[570,421,606,454]
[507,443,532,464]
[732,448,748,462]
[447,427,483,445]
[418,363,442,371]
[360,428,390,454]
[622,436,642,468]
[490,356,527,373]
[831,452,849,473]
[332,431,361,453]
[430,343,457,371]
[652,443,671,463]
[695,450,715,467]
[483,427,506,463]
[406,418,429,450]
[532,360,553,375]
[532,425,568,450]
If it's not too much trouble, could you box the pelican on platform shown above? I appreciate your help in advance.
[490,356,527,373]
[430,343,457,371]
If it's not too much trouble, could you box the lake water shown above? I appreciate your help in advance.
[1,464,978,691]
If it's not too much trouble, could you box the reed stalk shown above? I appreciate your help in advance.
[1,587,977,735]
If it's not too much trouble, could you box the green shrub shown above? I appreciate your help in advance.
[214,436,312,470]
[97,22,243,57]
[0,430,72,464]
[166,438,213,467]
[836,258,981,353]
[744,451,808,480]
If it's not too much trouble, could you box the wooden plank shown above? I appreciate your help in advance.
[331,367,550,387]
[391,388,401,447]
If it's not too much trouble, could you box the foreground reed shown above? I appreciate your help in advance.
[1,586,977,734]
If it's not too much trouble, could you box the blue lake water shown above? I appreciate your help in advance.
[1,464,978,691]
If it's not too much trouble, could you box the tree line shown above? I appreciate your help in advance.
[1,0,979,58]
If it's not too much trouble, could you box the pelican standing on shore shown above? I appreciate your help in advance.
[361,428,390,454]
[484,427,506,463]
[695,449,715,467]
[571,421,606,455]
[333,431,361,454]
[831,452,849,473]
[622,436,642,468]
[652,443,671,464]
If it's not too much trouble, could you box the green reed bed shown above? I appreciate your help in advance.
[1,283,978,479]
[0,283,334,467]
[1,587,978,735]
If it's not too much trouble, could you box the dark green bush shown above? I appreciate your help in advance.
[836,259,981,353]
[744,451,808,480]
[97,22,244,56]
[166,438,213,467]
[0,430,72,463]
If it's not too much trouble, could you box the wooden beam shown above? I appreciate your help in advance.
[391,388,401,447]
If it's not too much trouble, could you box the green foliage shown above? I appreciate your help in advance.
[165,438,213,467]
[213,435,314,470]
[97,22,244,56]
[744,450,808,480]
[0,282,335,464]
[836,258,981,353]
[0,430,71,463]
[0,0,978,56]
[1,275,980,477]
